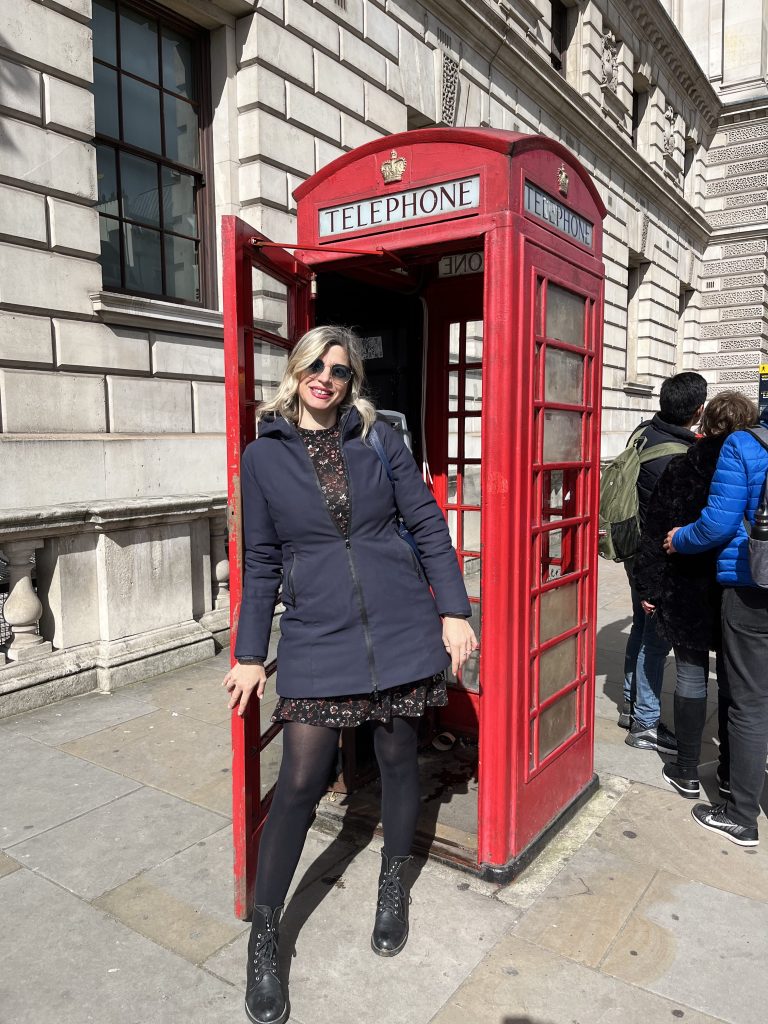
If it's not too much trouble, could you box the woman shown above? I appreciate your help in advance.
[222,325,477,1024]
[633,391,757,800]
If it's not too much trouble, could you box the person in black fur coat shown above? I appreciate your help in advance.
[633,391,759,799]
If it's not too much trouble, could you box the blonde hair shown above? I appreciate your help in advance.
[257,325,377,438]
[700,390,758,438]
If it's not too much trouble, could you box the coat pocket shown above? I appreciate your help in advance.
[396,531,423,582]
[283,554,298,606]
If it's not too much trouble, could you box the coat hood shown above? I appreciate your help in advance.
[257,406,362,441]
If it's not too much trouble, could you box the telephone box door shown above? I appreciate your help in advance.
[223,216,313,918]
[512,239,603,856]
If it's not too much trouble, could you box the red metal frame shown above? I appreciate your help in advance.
[225,129,606,902]
[223,216,312,919]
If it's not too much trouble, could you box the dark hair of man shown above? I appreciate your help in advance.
[659,372,708,426]
[700,391,758,438]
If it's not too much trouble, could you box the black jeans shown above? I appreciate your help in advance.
[721,586,768,828]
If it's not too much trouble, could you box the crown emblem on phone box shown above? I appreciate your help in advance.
[381,149,407,184]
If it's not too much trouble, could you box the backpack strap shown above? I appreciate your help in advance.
[747,425,768,454]
[369,424,394,484]
[745,427,768,527]
[637,440,689,465]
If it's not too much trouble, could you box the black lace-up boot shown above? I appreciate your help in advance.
[245,905,288,1024]
[371,851,412,957]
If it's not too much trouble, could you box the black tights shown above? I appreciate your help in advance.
[253,717,421,908]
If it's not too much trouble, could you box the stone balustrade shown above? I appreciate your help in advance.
[0,494,230,717]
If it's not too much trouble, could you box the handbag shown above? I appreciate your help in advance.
[369,426,425,570]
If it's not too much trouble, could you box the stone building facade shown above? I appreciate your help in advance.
[0,0,766,711]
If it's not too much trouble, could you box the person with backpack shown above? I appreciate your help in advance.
[665,402,768,847]
[602,372,707,751]
[632,392,758,799]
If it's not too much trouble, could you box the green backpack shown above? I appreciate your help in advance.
[598,427,688,562]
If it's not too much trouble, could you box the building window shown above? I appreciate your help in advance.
[631,86,648,150]
[625,257,652,389]
[91,0,212,305]
[550,1,569,75]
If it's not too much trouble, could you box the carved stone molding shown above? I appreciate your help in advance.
[663,105,676,155]
[701,289,764,308]
[709,207,768,228]
[701,320,763,339]
[708,382,759,399]
[727,123,768,145]
[703,257,766,277]
[727,159,768,177]
[720,337,765,351]
[708,141,768,166]
[723,275,766,290]
[601,31,619,93]
[707,174,768,197]
[724,192,768,210]
[440,52,459,127]
[722,241,767,258]
[700,352,762,368]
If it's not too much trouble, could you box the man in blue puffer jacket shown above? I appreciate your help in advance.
[666,407,768,847]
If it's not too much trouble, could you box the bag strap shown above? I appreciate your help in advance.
[369,424,394,484]
[747,425,768,454]
[637,440,689,465]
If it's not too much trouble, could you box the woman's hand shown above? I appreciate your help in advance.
[663,527,680,554]
[442,616,479,676]
[641,600,656,615]
[222,662,267,717]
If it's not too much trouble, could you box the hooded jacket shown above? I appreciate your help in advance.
[233,408,472,697]
[632,436,725,650]
[672,419,768,587]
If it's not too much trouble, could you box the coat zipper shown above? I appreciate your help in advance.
[339,440,380,695]
[291,417,380,695]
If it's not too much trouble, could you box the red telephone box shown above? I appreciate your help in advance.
[224,128,606,917]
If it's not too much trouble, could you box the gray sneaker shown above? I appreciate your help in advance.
[617,699,632,730]
[624,720,677,753]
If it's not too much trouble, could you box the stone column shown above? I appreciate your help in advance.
[210,515,230,610]
[2,539,53,662]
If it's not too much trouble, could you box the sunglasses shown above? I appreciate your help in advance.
[306,358,353,384]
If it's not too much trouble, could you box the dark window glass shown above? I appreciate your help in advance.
[99,216,122,287]
[124,223,163,293]
[163,94,199,166]
[120,6,159,83]
[121,152,160,226]
[164,234,199,302]
[162,28,195,98]
[92,0,208,304]
[162,167,197,236]
[96,144,119,216]
[93,64,119,138]
[550,0,569,75]
[93,0,117,65]
[121,75,162,153]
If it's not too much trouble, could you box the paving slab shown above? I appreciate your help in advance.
[584,783,768,902]
[94,824,248,964]
[496,775,632,912]
[120,659,232,726]
[205,829,514,1024]
[61,708,232,814]
[0,869,249,1024]
[601,869,768,1024]
[0,691,157,745]
[513,841,656,967]
[9,785,227,900]
[0,850,21,878]
[429,932,725,1024]
[0,732,140,848]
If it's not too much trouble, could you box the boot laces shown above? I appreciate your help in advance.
[377,870,406,919]
[252,924,279,977]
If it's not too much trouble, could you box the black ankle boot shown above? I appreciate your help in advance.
[371,851,411,957]
[245,905,288,1024]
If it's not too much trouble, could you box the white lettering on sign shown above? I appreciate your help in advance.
[438,251,484,277]
[360,335,383,359]
[318,176,480,238]
[524,181,593,248]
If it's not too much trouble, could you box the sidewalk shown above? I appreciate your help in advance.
[1,560,766,1024]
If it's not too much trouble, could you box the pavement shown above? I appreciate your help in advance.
[1,559,766,1024]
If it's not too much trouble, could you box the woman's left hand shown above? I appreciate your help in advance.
[663,527,680,554]
[442,616,479,676]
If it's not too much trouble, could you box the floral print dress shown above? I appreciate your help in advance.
[271,421,447,728]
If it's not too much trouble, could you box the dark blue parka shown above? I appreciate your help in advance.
[233,408,472,698]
